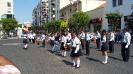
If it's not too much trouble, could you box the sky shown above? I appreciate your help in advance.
[14,0,39,23]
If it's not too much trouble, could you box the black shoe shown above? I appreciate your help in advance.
[75,66,80,69]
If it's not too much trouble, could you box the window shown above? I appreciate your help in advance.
[118,0,123,6]
[7,2,11,7]
[112,0,117,7]
[8,11,11,13]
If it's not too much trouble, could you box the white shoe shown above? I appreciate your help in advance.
[102,61,108,64]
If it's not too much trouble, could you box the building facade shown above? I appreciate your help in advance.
[60,0,106,32]
[32,0,48,26]
[0,0,14,19]
[48,0,60,21]
[105,0,133,30]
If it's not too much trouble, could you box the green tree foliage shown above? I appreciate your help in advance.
[0,18,18,33]
[60,20,68,31]
[44,20,63,32]
[106,12,122,30]
[68,11,90,32]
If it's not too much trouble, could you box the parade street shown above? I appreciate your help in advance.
[0,39,133,74]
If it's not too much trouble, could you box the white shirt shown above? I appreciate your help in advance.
[85,33,93,41]
[80,32,85,39]
[49,36,55,41]
[109,32,115,41]
[96,32,101,39]
[123,32,131,46]
[71,37,81,53]
[61,35,67,46]
[41,34,46,41]
[0,65,21,74]
[66,33,71,41]
[101,35,106,43]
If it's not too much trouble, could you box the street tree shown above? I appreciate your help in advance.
[0,18,18,34]
[44,20,63,32]
[68,11,90,32]
[106,12,122,30]
[60,20,68,31]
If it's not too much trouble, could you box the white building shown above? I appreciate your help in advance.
[32,0,48,26]
[105,0,133,30]
[0,0,14,19]
[48,0,60,21]
[60,0,106,32]
[0,0,14,38]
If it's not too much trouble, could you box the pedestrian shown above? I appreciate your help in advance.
[85,31,93,56]
[79,31,85,50]
[49,33,55,48]
[41,33,46,48]
[23,34,28,49]
[60,32,67,57]
[121,28,131,62]
[108,30,115,53]
[52,32,61,52]
[101,30,108,64]
[96,31,101,50]
[70,32,81,68]
[31,32,36,43]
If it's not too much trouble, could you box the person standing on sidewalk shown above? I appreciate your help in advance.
[101,30,108,64]
[70,32,81,68]
[108,30,115,53]
[121,28,131,62]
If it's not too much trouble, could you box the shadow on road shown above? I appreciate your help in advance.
[130,56,133,57]
[62,60,72,66]
[86,57,101,63]
[108,56,123,61]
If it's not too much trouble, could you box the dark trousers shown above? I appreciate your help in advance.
[96,38,100,49]
[32,39,35,43]
[121,43,130,62]
[29,39,32,42]
[86,41,90,55]
[42,40,45,47]
[81,39,85,49]
[109,41,114,53]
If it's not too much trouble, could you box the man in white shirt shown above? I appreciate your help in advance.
[41,33,46,48]
[96,31,101,50]
[85,31,93,56]
[108,30,115,53]
[121,29,131,62]
[79,31,85,50]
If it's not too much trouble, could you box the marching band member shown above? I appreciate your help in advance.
[121,29,131,62]
[23,34,28,49]
[96,31,101,50]
[60,33,67,57]
[85,31,93,56]
[108,30,115,53]
[79,31,85,50]
[101,30,108,64]
[70,32,81,68]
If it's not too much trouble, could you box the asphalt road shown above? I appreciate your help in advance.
[0,39,133,74]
